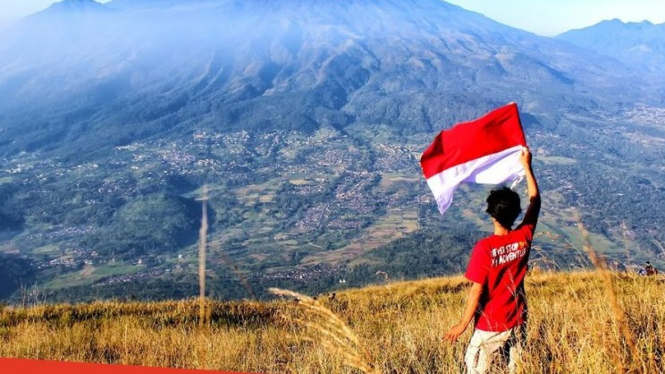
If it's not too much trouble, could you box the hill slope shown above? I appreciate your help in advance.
[1,271,663,373]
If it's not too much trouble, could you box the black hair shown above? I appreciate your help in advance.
[486,186,522,229]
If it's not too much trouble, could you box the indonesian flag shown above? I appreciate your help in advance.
[420,103,527,214]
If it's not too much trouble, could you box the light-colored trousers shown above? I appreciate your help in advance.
[464,325,525,374]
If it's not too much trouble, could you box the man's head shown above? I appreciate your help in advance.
[486,187,521,229]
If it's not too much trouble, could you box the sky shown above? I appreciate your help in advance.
[0,0,664,36]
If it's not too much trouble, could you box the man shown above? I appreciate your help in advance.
[444,147,540,374]
[645,261,659,276]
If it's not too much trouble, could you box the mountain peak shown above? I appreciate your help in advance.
[40,0,109,15]
[573,18,658,32]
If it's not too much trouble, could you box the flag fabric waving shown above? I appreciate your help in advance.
[420,103,527,214]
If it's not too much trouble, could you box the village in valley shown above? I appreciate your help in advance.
[1,106,664,301]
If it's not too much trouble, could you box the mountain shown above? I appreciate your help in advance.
[39,0,110,14]
[0,0,113,70]
[0,0,664,303]
[107,0,221,10]
[0,0,648,152]
[557,19,665,73]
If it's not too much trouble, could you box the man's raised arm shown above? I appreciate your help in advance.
[519,147,540,228]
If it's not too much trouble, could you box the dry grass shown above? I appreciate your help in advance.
[0,271,663,373]
[269,288,381,374]
[578,220,643,373]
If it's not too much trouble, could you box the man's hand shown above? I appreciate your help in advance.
[519,146,532,169]
[443,323,468,343]
[444,282,483,344]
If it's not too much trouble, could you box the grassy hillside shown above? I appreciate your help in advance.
[0,270,663,373]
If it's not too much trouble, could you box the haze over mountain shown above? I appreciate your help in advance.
[4,0,662,155]
[557,19,665,74]
[0,0,664,302]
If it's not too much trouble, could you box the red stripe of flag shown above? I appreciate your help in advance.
[420,103,526,179]
[0,359,263,374]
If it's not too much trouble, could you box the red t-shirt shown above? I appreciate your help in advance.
[465,223,536,332]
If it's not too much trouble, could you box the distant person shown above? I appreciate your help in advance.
[645,261,659,276]
[444,147,540,374]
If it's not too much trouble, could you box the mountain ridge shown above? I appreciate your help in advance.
[35,0,110,16]
[557,18,665,73]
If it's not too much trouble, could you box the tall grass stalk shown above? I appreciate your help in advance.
[198,185,209,327]
[269,288,382,374]
[577,218,644,374]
